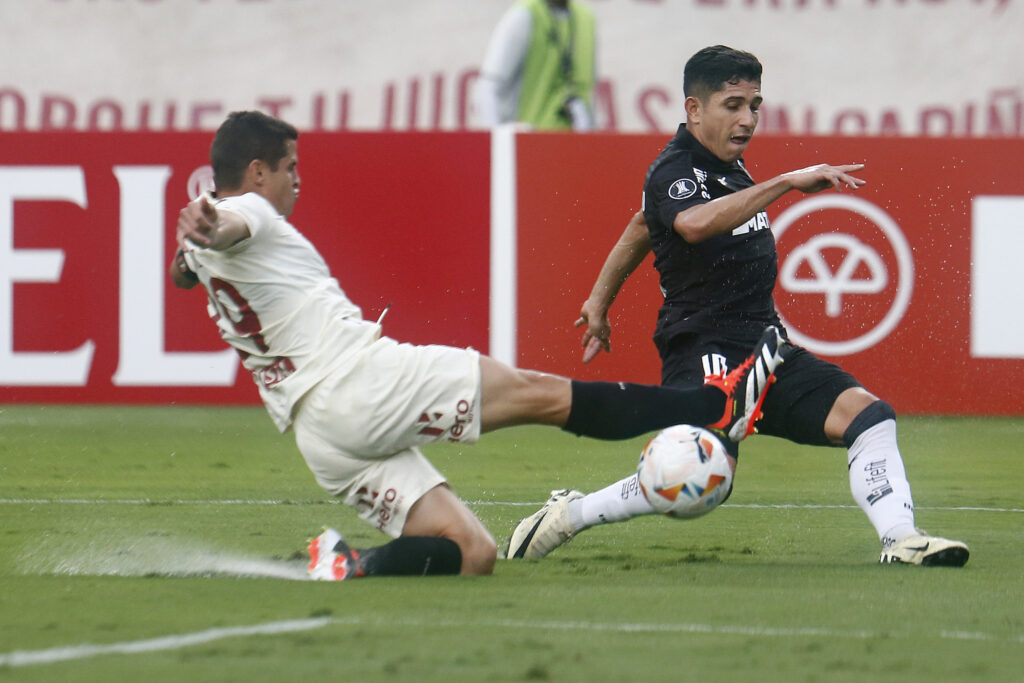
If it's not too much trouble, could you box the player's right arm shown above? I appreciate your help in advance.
[575,211,652,363]
[177,195,250,251]
[673,163,866,244]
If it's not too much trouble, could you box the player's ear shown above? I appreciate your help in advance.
[245,158,266,186]
[684,96,702,125]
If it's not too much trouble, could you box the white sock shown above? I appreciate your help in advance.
[567,474,657,531]
[847,419,917,545]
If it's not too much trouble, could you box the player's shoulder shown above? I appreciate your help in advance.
[216,192,275,214]
[647,128,697,176]
[215,192,285,244]
[645,142,696,197]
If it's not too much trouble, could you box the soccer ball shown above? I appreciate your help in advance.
[637,424,734,519]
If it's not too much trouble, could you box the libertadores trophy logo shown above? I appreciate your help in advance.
[772,195,913,356]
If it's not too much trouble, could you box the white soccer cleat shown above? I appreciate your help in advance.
[879,530,969,567]
[308,527,356,580]
[504,489,584,559]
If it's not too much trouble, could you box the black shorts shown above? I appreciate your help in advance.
[659,332,861,448]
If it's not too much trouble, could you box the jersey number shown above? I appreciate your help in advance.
[208,277,270,353]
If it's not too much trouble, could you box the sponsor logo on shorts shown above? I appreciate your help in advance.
[417,412,445,437]
[417,399,475,443]
[447,399,473,442]
[355,486,399,532]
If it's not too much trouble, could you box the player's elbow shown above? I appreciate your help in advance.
[673,214,714,244]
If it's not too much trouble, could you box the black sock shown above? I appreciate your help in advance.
[351,536,463,577]
[562,380,725,440]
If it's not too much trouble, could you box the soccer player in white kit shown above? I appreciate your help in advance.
[171,111,784,580]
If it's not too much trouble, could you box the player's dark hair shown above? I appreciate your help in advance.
[683,45,762,102]
[210,111,299,191]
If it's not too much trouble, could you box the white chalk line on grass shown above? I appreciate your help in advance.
[1,498,1021,513]
[1,615,1021,668]
[0,618,332,668]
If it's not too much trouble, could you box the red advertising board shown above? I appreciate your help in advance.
[516,134,1024,415]
[0,132,491,404]
[2,131,1022,415]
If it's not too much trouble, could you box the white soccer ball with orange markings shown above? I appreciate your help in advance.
[637,425,734,519]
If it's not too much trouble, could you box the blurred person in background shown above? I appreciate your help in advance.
[474,0,597,131]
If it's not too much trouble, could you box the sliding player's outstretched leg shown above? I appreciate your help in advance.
[556,326,785,441]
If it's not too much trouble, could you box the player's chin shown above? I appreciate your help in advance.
[725,137,750,158]
[280,195,298,217]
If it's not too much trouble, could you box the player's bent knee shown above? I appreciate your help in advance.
[842,399,896,448]
[449,517,497,575]
[458,533,498,575]
[402,484,496,575]
[440,515,496,575]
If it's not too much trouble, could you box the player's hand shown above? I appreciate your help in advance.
[783,163,866,194]
[575,301,612,364]
[177,195,219,248]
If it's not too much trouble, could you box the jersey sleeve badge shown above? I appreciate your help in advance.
[668,178,698,200]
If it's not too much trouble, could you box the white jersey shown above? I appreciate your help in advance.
[184,192,381,432]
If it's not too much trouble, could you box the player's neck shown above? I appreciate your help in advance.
[214,186,250,201]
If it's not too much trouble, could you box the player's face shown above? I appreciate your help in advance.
[264,139,300,217]
[689,79,761,162]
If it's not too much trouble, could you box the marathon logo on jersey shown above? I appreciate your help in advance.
[864,458,895,505]
[668,177,698,201]
[732,210,771,237]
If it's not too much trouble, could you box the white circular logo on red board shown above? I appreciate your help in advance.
[187,165,215,200]
[773,195,913,355]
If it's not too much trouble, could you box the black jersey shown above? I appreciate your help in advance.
[642,124,782,347]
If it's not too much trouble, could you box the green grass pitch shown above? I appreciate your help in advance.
[1,405,1021,682]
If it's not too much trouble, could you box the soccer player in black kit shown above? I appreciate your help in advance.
[506,45,969,567]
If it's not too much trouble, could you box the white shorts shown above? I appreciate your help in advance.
[292,338,481,537]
